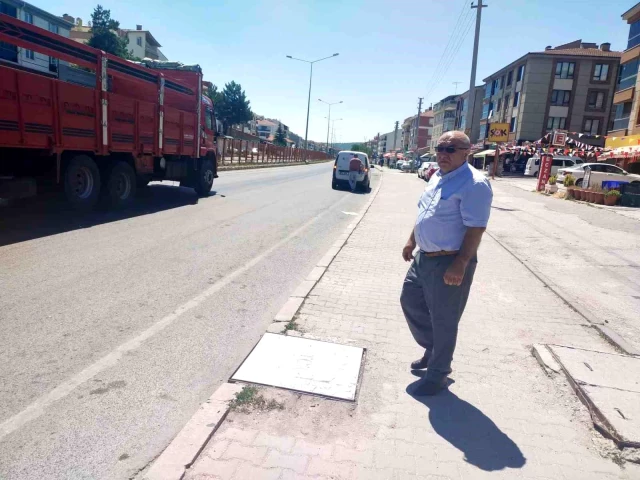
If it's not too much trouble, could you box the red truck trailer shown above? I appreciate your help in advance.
[0,14,218,210]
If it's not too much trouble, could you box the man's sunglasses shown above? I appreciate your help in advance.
[436,145,469,153]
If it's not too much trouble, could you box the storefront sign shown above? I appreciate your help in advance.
[488,123,509,142]
[552,131,567,147]
[583,166,592,188]
[536,154,553,191]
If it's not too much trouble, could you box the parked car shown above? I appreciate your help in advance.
[557,162,640,187]
[331,150,371,192]
[524,155,583,177]
[395,160,405,170]
[506,157,528,174]
[418,162,437,180]
[400,161,412,172]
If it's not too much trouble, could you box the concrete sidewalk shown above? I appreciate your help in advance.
[184,171,639,480]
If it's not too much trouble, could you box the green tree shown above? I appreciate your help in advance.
[216,81,252,134]
[205,84,223,118]
[88,5,131,58]
[351,143,373,156]
[274,123,287,146]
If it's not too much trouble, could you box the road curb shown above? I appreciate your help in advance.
[142,170,384,480]
[486,231,640,357]
[143,383,243,480]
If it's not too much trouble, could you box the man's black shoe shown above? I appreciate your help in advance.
[410,354,430,370]
[413,378,448,396]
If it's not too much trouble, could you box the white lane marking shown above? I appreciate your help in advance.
[341,211,358,216]
[0,193,352,440]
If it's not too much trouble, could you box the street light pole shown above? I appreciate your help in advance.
[286,53,339,153]
[319,99,342,153]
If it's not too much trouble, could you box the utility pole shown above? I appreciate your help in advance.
[413,97,423,152]
[453,82,462,95]
[392,121,399,152]
[466,0,487,142]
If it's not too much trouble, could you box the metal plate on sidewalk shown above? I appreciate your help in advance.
[231,333,364,401]
[548,345,640,447]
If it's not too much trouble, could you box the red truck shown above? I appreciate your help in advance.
[0,13,218,210]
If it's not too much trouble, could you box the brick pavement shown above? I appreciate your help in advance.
[185,170,640,480]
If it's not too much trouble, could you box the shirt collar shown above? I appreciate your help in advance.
[436,162,469,182]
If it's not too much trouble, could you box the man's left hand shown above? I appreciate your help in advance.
[443,258,467,286]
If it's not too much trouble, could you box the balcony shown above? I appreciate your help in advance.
[612,117,630,132]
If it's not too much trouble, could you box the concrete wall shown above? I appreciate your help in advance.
[518,57,554,141]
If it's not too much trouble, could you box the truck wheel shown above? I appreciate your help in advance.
[104,161,137,209]
[64,155,101,211]
[195,159,215,196]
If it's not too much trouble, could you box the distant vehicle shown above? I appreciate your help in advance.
[251,147,259,154]
[524,156,583,178]
[400,161,412,172]
[557,163,640,187]
[332,151,371,192]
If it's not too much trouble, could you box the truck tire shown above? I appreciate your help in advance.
[194,159,215,197]
[103,161,137,209]
[64,155,101,211]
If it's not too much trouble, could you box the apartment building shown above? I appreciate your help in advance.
[378,129,402,155]
[0,0,73,75]
[70,20,167,61]
[453,86,484,143]
[609,3,640,137]
[480,40,621,144]
[431,95,458,150]
[401,110,434,152]
[120,26,167,61]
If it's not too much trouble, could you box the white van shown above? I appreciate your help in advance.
[332,151,371,192]
[524,155,584,177]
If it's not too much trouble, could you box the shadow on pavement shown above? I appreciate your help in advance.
[407,383,526,472]
[0,185,215,247]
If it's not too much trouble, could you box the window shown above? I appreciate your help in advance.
[587,91,605,110]
[510,116,517,132]
[23,12,33,23]
[137,36,142,46]
[551,90,571,106]
[500,75,505,89]
[616,59,639,92]
[506,70,513,86]
[205,108,213,130]
[503,94,510,110]
[49,56,58,73]
[552,159,564,167]
[604,165,624,174]
[48,23,58,34]
[593,64,609,82]
[583,118,600,135]
[516,65,525,82]
[555,62,575,79]
[484,83,492,99]
[628,20,640,50]
[547,117,566,130]
[491,80,497,95]
[612,102,632,131]
[481,103,490,119]
[496,98,502,112]
[513,91,520,107]
[25,49,34,60]
[479,123,488,139]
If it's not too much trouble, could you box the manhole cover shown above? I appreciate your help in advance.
[231,333,364,401]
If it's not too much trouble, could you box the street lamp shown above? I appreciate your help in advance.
[327,118,343,152]
[286,53,339,153]
[319,99,342,153]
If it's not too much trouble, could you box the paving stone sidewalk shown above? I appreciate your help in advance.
[185,171,640,480]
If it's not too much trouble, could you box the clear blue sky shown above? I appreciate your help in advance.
[37,0,631,143]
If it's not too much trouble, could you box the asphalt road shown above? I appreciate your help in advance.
[0,162,380,479]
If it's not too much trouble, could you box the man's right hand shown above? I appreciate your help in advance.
[402,241,416,262]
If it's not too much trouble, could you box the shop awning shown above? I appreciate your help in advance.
[473,149,496,158]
